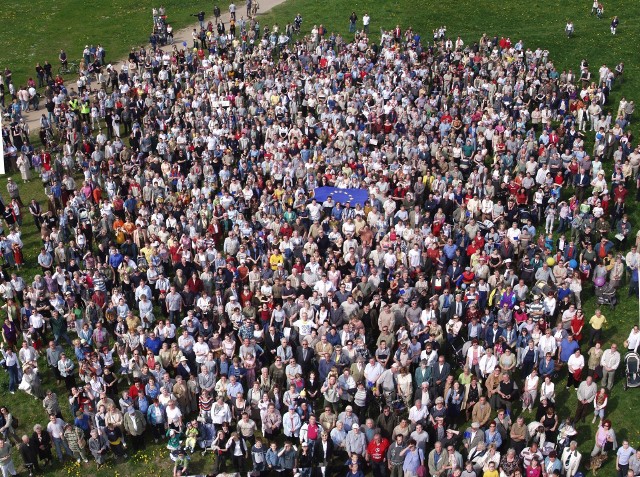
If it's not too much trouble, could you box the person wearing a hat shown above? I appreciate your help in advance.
[282,406,301,443]
[297,440,313,476]
[338,406,359,432]
[344,422,366,458]
[462,422,484,451]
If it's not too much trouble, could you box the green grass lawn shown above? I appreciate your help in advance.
[0,0,232,88]
[1,0,640,475]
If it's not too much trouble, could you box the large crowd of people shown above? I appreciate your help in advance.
[0,6,640,477]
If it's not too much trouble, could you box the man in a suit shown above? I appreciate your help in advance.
[485,321,503,348]
[414,359,432,390]
[574,167,591,201]
[429,355,451,398]
[561,440,582,477]
[438,289,453,316]
[295,340,314,375]
[313,430,335,474]
[427,441,446,476]
[447,293,466,322]
[264,326,282,363]
[408,205,423,229]
[223,282,240,302]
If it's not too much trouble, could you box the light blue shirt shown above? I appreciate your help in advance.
[402,448,424,472]
[617,446,636,465]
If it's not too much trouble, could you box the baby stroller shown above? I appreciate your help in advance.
[595,281,617,309]
[623,352,640,391]
[448,335,468,369]
[531,280,554,298]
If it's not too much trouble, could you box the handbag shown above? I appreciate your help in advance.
[593,365,603,381]
[416,465,426,477]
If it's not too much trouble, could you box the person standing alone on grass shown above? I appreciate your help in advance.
[565,21,574,38]
[349,12,357,33]
[589,309,607,345]
[611,16,619,34]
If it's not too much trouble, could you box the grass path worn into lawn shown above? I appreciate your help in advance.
[3,0,292,133]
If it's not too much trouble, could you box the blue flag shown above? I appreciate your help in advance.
[313,187,369,206]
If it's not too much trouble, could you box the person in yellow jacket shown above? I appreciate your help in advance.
[80,101,90,123]
[269,251,284,270]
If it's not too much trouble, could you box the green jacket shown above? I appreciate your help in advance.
[50,315,66,335]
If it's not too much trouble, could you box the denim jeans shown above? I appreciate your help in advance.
[0,459,16,477]
[52,437,73,461]
[6,364,18,392]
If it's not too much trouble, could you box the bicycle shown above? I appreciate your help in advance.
[58,62,79,76]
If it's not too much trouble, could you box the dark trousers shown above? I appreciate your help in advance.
[371,461,388,477]
[618,464,629,477]
[231,454,246,472]
[150,423,164,440]
[567,371,581,389]
[129,433,145,450]
[7,364,18,392]
[62,374,76,391]
[574,401,590,423]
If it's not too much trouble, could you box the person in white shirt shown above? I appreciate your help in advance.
[538,330,557,356]
[465,341,485,376]
[420,346,438,367]
[540,375,556,403]
[625,325,640,353]
[364,358,384,388]
[314,277,335,298]
[408,399,429,427]
[193,336,209,365]
[567,349,585,389]
[506,223,521,244]
[362,13,370,33]
[211,395,232,425]
[478,349,497,379]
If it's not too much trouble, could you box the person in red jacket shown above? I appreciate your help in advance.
[366,433,390,477]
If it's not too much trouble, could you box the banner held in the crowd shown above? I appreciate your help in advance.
[313,187,368,206]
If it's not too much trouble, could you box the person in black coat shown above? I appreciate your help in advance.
[176,357,191,379]
[30,425,53,465]
[313,431,335,476]
[298,442,314,476]
[19,435,40,471]
[295,340,314,375]
[430,355,451,397]
[264,327,282,363]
